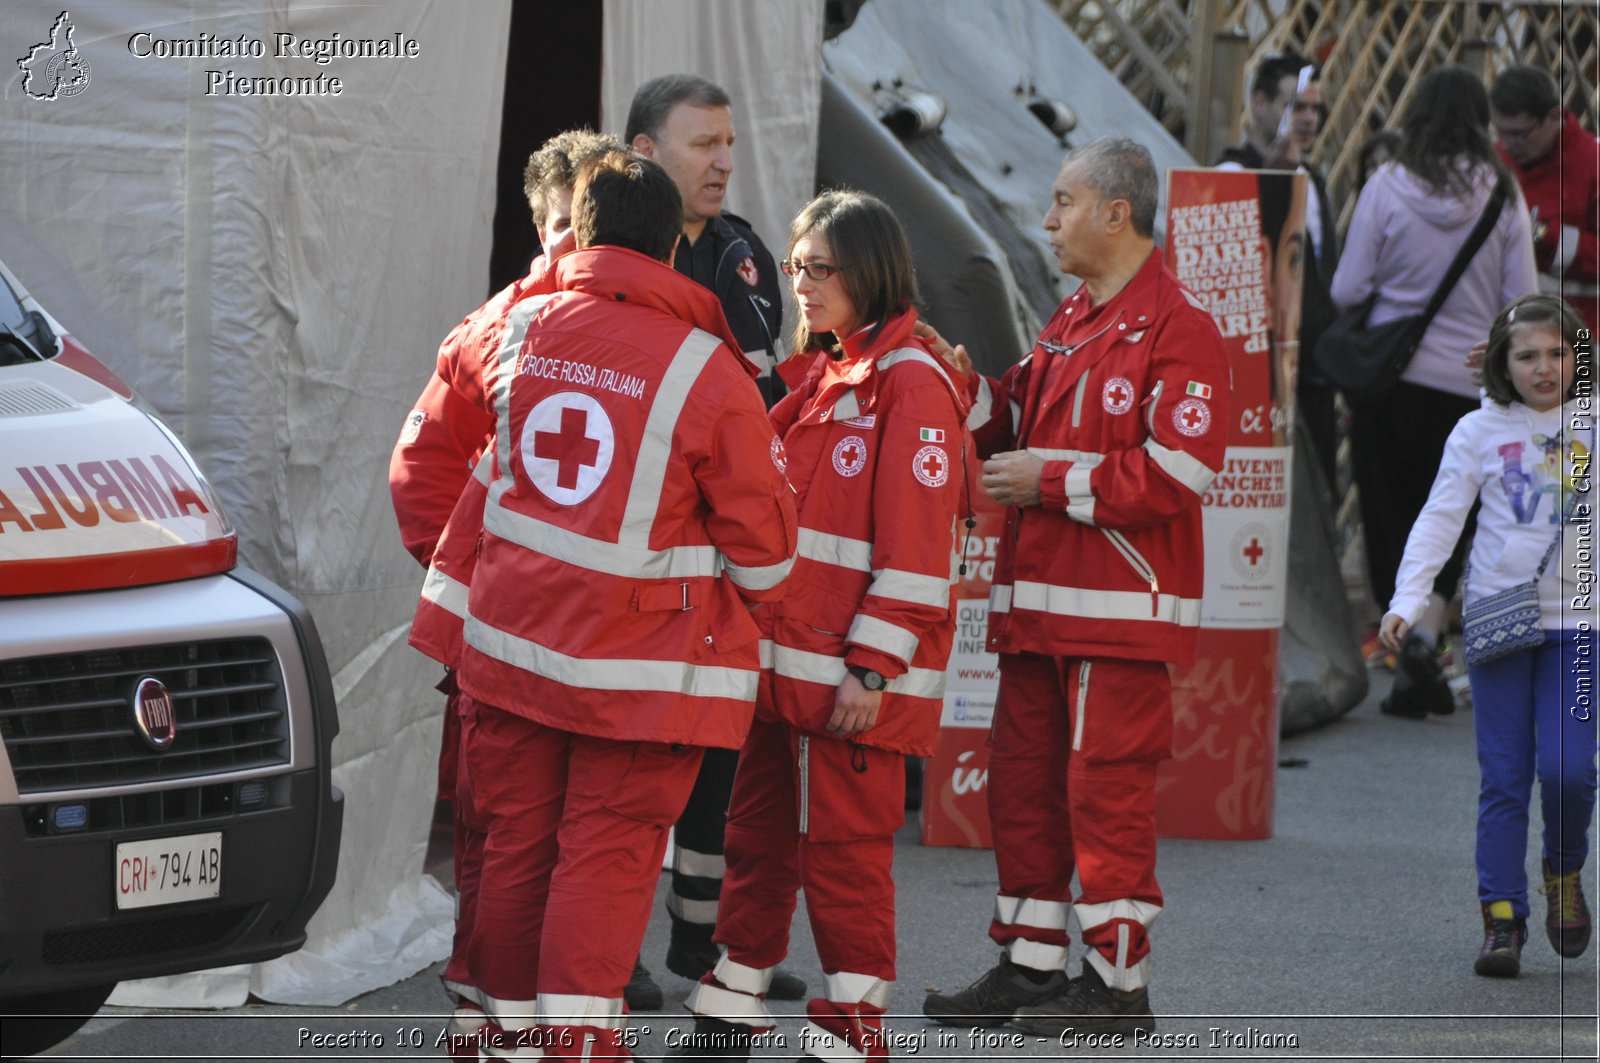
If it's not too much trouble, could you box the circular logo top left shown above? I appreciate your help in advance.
[518,392,616,505]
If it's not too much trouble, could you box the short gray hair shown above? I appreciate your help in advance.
[1066,136,1158,238]
[625,74,732,142]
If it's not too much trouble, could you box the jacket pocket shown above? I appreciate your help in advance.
[1101,528,1160,618]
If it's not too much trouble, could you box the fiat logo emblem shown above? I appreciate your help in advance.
[132,677,177,750]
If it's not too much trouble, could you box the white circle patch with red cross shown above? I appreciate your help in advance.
[1102,376,1135,415]
[737,256,759,287]
[832,435,868,477]
[770,435,788,473]
[1172,397,1212,437]
[519,391,615,505]
[913,445,950,487]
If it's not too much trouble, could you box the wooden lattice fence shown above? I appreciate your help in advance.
[1057,0,1598,232]
[1054,0,1597,623]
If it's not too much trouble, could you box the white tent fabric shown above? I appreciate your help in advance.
[2,0,510,1004]
[600,0,825,318]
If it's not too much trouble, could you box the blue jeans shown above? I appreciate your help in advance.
[1471,629,1598,919]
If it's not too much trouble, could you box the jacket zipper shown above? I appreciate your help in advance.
[1103,528,1161,617]
[798,735,811,836]
[1073,660,1091,751]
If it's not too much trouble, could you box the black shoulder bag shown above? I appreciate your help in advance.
[1313,180,1508,400]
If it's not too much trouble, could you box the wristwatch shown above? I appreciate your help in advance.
[846,665,887,691]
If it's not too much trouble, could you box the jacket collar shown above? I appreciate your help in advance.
[552,246,758,378]
[784,306,966,422]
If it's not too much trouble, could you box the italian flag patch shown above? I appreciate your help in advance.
[1186,381,1212,399]
[920,427,945,442]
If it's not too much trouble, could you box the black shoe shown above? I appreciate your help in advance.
[1474,901,1527,977]
[665,1017,751,1060]
[922,952,1069,1028]
[625,957,664,1011]
[665,937,808,1001]
[1012,962,1155,1036]
[1382,635,1452,718]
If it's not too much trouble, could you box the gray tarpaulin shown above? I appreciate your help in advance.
[2,0,826,1006]
[2,0,509,1005]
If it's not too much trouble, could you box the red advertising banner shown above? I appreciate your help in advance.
[921,448,1003,847]
[1158,167,1305,839]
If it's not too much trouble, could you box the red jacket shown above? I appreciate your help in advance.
[389,263,555,567]
[767,308,967,755]
[444,246,797,748]
[969,249,1229,666]
[408,450,490,669]
[1497,110,1599,330]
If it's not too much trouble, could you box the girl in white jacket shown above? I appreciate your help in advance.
[1380,294,1595,979]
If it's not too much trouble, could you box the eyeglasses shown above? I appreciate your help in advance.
[1493,118,1547,141]
[781,259,844,282]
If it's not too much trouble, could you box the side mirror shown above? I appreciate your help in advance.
[25,309,60,358]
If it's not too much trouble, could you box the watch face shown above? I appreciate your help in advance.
[864,671,886,691]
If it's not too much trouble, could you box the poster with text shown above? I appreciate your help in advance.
[1158,167,1304,839]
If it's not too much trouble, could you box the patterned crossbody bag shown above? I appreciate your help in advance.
[1461,489,1579,668]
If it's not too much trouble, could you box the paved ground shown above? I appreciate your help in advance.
[37,669,1600,1061]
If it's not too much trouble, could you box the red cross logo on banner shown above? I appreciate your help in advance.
[913,444,950,487]
[1172,397,1211,437]
[519,391,615,505]
[832,435,868,477]
[1102,375,1135,415]
[1242,537,1265,567]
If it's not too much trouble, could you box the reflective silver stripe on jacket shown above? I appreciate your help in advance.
[845,613,919,662]
[484,499,723,579]
[420,565,468,618]
[724,554,794,592]
[619,329,719,543]
[465,616,760,700]
[799,530,951,606]
[1008,579,1200,626]
[968,375,995,430]
[471,449,494,484]
[1142,438,1217,496]
[798,528,874,572]
[866,567,952,607]
[770,644,947,699]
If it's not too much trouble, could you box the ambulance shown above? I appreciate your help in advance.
[0,257,343,1058]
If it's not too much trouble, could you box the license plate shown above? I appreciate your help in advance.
[115,831,222,910]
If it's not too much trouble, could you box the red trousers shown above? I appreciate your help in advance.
[458,697,703,1059]
[440,687,489,1060]
[688,717,900,1056]
[986,652,1170,991]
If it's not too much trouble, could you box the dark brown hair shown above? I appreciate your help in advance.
[1481,293,1589,407]
[1397,66,1510,197]
[786,190,919,354]
[572,150,682,262]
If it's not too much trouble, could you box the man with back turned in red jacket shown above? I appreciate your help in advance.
[418,150,796,1060]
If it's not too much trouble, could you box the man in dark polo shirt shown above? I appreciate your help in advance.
[624,72,805,1008]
